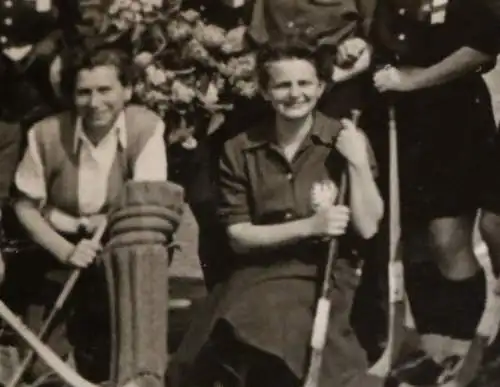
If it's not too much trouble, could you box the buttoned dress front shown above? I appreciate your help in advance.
[9,110,167,381]
[171,112,381,387]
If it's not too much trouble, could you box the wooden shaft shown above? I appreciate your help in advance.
[0,300,99,387]
[303,109,361,387]
[6,220,107,387]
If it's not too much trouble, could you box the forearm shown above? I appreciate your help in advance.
[332,47,371,83]
[347,161,383,239]
[44,206,80,234]
[14,198,73,262]
[411,47,493,90]
[227,218,313,254]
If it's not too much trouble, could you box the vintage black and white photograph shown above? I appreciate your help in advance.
[0,1,499,387]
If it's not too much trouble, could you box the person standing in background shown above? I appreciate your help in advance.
[367,0,500,377]
[0,0,83,126]
[246,0,376,119]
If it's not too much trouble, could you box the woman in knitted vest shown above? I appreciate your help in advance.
[12,48,170,384]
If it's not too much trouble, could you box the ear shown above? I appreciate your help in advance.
[317,81,326,97]
[124,85,133,102]
[260,88,271,101]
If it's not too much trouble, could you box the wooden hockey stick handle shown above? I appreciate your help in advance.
[303,109,360,387]
[5,220,108,387]
[0,300,99,387]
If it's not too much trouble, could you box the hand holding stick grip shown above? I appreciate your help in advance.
[5,220,108,387]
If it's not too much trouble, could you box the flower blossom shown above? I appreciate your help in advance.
[134,52,154,68]
[221,26,247,54]
[166,19,193,42]
[203,82,219,105]
[193,22,226,49]
[145,65,168,86]
[171,80,196,104]
[226,53,257,79]
[183,39,210,62]
[233,79,258,98]
[180,9,200,23]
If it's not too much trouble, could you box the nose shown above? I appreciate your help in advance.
[88,91,101,108]
[288,83,301,98]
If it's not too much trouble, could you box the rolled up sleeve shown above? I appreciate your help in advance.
[217,143,251,225]
[15,129,47,204]
[133,120,168,181]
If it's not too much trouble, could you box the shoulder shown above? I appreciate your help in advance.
[123,104,163,143]
[124,104,162,125]
[225,118,273,153]
[29,112,73,145]
[123,105,164,159]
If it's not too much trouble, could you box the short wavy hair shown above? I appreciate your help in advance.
[256,34,334,89]
[61,48,134,93]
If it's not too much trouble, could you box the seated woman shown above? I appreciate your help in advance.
[12,48,167,383]
[170,37,384,387]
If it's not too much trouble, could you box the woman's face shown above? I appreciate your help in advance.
[262,58,325,121]
[74,65,131,134]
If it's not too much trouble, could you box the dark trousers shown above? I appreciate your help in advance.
[1,249,111,383]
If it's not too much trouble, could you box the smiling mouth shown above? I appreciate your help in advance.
[284,101,308,108]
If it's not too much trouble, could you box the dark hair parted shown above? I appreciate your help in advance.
[256,35,334,89]
[61,48,134,93]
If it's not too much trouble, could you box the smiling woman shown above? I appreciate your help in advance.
[11,48,168,383]
[74,65,133,143]
[169,37,383,387]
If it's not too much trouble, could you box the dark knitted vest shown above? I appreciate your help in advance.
[32,104,162,215]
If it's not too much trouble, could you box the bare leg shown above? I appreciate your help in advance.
[428,214,479,280]
[417,214,486,340]
[479,210,500,293]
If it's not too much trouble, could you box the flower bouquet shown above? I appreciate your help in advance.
[96,0,258,149]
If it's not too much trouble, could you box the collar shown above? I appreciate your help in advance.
[73,112,127,154]
[242,112,343,150]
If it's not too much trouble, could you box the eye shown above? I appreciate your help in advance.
[75,88,91,98]
[298,80,314,87]
[97,86,112,94]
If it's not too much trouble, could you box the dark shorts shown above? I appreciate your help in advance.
[369,76,497,222]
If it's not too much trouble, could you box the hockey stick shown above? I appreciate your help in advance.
[5,220,108,387]
[0,299,99,387]
[368,104,406,378]
[303,110,360,387]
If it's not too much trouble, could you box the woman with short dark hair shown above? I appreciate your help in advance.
[12,47,168,383]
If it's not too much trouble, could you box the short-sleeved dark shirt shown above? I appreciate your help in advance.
[247,0,377,46]
[218,112,345,228]
[371,0,500,67]
[218,111,377,273]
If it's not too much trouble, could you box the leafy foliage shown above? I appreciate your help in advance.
[85,0,258,148]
